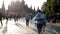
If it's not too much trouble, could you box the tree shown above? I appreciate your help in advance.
[45,0,60,15]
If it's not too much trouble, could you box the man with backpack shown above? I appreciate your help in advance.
[32,10,47,34]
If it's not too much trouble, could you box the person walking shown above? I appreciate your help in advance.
[0,13,3,28]
[25,14,30,26]
[32,10,47,34]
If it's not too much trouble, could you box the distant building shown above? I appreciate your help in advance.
[8,0,36,17]
[0,0,5,15]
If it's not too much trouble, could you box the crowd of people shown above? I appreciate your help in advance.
[0,10,47,34]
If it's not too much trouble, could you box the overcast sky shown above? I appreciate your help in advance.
[0,0,47,10]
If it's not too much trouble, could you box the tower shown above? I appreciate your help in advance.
[21,0,25,5]
[2,0,5,14]
[37,6,39,11]
[30,5,32,9]
[34,6,35,11]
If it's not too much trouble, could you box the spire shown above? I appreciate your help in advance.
[30,5,32,9]
[25,4,28,7]
[37,6,39,11]
[2,0,5,9]
[2,0,5,13]
[34,6,35,11]
[21,0,25,5]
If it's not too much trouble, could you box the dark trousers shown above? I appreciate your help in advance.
[26,19,29,26]
[0,18,3,27]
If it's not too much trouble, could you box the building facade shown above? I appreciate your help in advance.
[8,0,36,17]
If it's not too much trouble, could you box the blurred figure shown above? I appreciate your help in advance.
[14,17,18,23]
[6,16,8,28]
[0,14,3,28]
[25,14,30,26]
[6,13,9,29]
[32,10,47,34]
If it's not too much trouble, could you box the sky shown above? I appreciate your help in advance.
[0,0,47,10]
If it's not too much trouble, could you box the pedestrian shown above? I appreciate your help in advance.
[14,16,18,23]
[6,13,9,28]
[32,10,47,34]
[25,14,30,26]
[0,13,3,28]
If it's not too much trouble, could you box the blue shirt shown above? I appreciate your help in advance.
[34,12,46,24]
